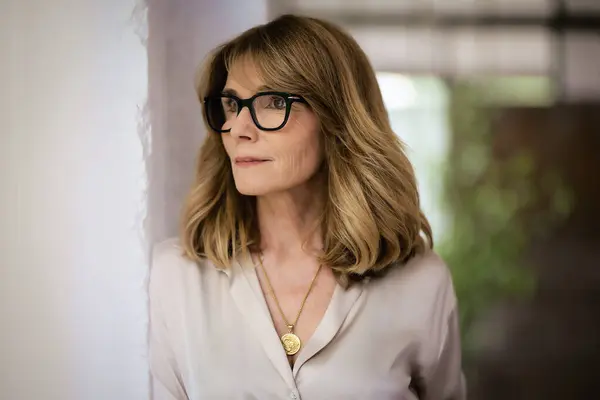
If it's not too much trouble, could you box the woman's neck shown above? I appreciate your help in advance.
[256,184,324,260]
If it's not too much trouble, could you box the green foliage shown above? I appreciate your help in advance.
[437,79,571,362]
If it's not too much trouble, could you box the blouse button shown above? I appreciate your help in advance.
[290,392,297,399]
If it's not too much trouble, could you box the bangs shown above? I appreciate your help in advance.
[216,25,310,95]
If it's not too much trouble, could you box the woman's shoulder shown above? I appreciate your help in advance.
[398,250,453,289]
[149,238,214,293]
[152,237,195,273]
[376,249,458,313]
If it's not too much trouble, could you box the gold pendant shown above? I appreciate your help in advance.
[281,332,301,356]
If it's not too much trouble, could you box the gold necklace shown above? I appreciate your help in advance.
[257,253,322,356]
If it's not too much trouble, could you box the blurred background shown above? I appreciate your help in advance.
[2,0,599,399]
[286,1,600,398]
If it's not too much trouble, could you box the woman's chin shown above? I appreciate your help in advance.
[234,182,276,196]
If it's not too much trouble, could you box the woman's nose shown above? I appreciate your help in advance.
[229,107,257,140]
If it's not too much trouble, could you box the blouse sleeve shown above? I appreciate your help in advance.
[422,307,467,400]
[149,243,189,400]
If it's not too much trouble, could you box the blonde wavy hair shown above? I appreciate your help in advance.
[181,14,432,284]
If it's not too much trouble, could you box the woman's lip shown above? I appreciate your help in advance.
[234,157,271,163]
[234,159,271,167]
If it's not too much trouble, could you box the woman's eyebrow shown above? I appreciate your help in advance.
[221,88,238,96]
[221,85,276,97]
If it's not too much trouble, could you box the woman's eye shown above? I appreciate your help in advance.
[270,96,286,109]
[224,99,237,112]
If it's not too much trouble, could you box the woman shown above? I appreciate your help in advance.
[149,14,465,400]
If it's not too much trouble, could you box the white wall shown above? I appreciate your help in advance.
[1,1,268,399]
[1,0,150,399]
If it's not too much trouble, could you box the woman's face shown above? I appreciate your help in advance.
[220,60,323,196]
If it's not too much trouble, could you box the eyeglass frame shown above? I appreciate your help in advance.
[203,91,309,133]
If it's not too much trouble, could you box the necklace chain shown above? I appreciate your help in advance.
[257,253,322,333]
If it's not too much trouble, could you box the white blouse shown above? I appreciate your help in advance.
[149,238,466,400]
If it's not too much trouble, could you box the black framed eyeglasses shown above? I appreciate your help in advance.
[203,91,308,133]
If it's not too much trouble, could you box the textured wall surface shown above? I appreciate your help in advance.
[1,1,269,398]
[1,0,150,399]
